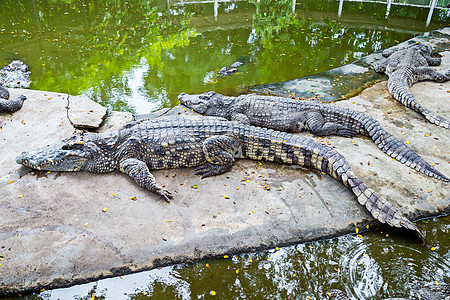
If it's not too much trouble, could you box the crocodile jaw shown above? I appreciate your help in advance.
[16,143,88,172]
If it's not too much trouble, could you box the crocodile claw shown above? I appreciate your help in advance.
[195,164,228,179]
[194,164,216,179]
[157,188,173,203]
[336,128,357,138]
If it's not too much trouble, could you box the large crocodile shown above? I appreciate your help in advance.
[0,86,26,112]
[178,92,449,182]
[372,43,450,128]
[0,60,31,88]
[327,283,450,300]
[16,117,422,239]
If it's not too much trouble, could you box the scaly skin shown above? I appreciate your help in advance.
[372,43,450,128]
[327,289,351,300]
[16,117,423,239]
[178,92,449,182]
[0,60,31,88]
[0,86,26,112]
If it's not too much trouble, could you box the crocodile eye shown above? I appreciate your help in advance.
[62,143,83,150]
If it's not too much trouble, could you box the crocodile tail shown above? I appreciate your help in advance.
[362,118,450,182]
[318,147,423,240]
[377,132,449,182]
[387,79,450,128]
[251,131,423,239]
[336,111,450,182]
[0,95,26,112]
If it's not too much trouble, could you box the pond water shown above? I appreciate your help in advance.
[1,0,449,299]
[1,0,449,113]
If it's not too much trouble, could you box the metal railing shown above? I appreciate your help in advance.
[338,0,450,26]
[168,0,449,27]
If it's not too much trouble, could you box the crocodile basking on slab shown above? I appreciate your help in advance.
[178,92,449,182]
[16,117,423,239]
[0,86,26,112]
[372,43,450,128]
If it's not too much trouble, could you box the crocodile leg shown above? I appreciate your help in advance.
[305,111,357,138]
[195,135,241,178]
[119,158,173,202]
[413,67,450,82]
[424,55,441,66]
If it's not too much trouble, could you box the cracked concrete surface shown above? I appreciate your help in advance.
[0,33,449,294]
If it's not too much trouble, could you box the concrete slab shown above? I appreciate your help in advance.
[0,37,449,295]
[67,94,107,129]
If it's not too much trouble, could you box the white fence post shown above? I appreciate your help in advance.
[338,0,344,18]
[386,0,393,18]
[426,0,438,27]
[214,0,219,21]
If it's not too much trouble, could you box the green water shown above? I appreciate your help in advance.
[1,0,449,299]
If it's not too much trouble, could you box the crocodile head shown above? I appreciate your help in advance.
[16,134,89,172]
[412,42,432,56]
[178,91,234,118]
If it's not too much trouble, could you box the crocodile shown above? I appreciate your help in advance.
[327,283,450,300]
[16,117,423,238]
[178,92,449,182]
[218,61,244,76]
[0,86,26,112]
[0,60,31,88]
[372,43,450,128]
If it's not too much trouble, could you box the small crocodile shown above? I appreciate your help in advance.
[0,86,26,112]
[0,60,31,88]
[327,283,450,300]
[218,61,244,76]
[178,92,449,182]
[372,43,450,128]
[16,117,422,238]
